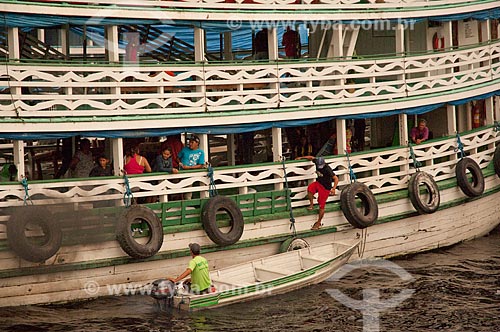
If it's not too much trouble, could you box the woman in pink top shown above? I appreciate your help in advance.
[124,145,152,174]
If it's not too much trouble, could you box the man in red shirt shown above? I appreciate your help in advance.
[282,27,301,59]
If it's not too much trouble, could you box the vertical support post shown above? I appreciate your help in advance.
[485,97,494,126]
[336,119,346,156]
[37,29,45,43]
[268,28,279,104]
[268,28,278,61]
[194,27,206,109]
[199,133,209,199]
[481,19,492,69]
[395,23,405,55]
[465,102,472,131]
[272,127,283,191]
[446,104,457,135]
[398,113,410,176]
[105,25,119,63]
[13,140,25,181]
[399,113,408,146]
[495,96,500,122]
[111,138,124,177]
[336,119,347,182]
[223,31,233,60]
[227,134,236,166]
[7,28,21,107]
[60,24,70,58]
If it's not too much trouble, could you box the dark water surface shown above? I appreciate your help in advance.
[1,229,499,332]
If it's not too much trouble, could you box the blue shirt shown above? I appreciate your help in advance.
[178,147,205,169]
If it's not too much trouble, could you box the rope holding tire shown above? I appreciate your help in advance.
[116,205,164,259]
[7,205,62,263]
[408,171,440,214]
[201,195,244,246]
[455,157,485,197]
[340,182,378,229]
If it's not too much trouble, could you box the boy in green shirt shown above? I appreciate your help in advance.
[169,243,212,294]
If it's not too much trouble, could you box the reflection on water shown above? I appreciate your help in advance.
[1,229,499,332]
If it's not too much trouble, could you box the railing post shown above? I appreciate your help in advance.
[272,127,283,191]
[13,140,25,181]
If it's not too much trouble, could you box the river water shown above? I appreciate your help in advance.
[1,228,499,332]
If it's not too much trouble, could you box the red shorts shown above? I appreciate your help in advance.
[307,181,330,209]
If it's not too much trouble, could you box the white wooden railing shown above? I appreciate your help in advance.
[0,127,497,210]
[19,0,494,12]
[0,41,498,118]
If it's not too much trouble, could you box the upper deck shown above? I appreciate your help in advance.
[0,0,498,21]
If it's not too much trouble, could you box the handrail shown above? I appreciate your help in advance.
[0,40,498,120]
[0,127,497,209]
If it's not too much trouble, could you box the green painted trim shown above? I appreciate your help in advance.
[1,170,499,279]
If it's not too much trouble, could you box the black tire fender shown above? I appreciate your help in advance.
[116,205,164,259]
[279,237,310,253]
[493,145,500,178]
[456,157,485,197]
[201,196,244,246]
[7,205,62,263]
[340,182,378,229]
[408,171,440,214]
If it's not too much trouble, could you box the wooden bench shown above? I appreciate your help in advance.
[254,265,294,282]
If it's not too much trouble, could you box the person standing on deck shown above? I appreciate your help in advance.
[296,156,339,230]
[168,243,212,294]
[282,26,301,59]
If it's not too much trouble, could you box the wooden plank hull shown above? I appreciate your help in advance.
[0,177,499,307]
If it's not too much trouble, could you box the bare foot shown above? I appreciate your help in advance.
[311,222,322,230]
[307,206,314,211]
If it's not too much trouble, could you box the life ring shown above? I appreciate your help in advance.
[201,195,244,246]
[7,205,62,263]
[408,171,440,214]
[493,145,500,178]
[340,182,378,229]
[432,32,444,51]
[279,237,309,253]
[455,157,485,197]
[116,205,164,259]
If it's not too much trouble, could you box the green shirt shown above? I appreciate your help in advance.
[188,255,211,292]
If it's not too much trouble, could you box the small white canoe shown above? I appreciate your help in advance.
[152,239,359,311]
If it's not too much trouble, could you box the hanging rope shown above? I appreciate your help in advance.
[207,164,218,198]
[21,176,32,206]
[357,228,368,259]
[455,132,465,160]
[408,143,422,171]
[281,156,297,237]
[345,151,357,183]
[123,172,133,207]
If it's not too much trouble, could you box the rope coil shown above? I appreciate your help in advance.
[21,176,32,205]
[123,172,133,207]
[207,164,218,198]
[454,132,465,160]
[408,143,422,171]
[345,151,357,183]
